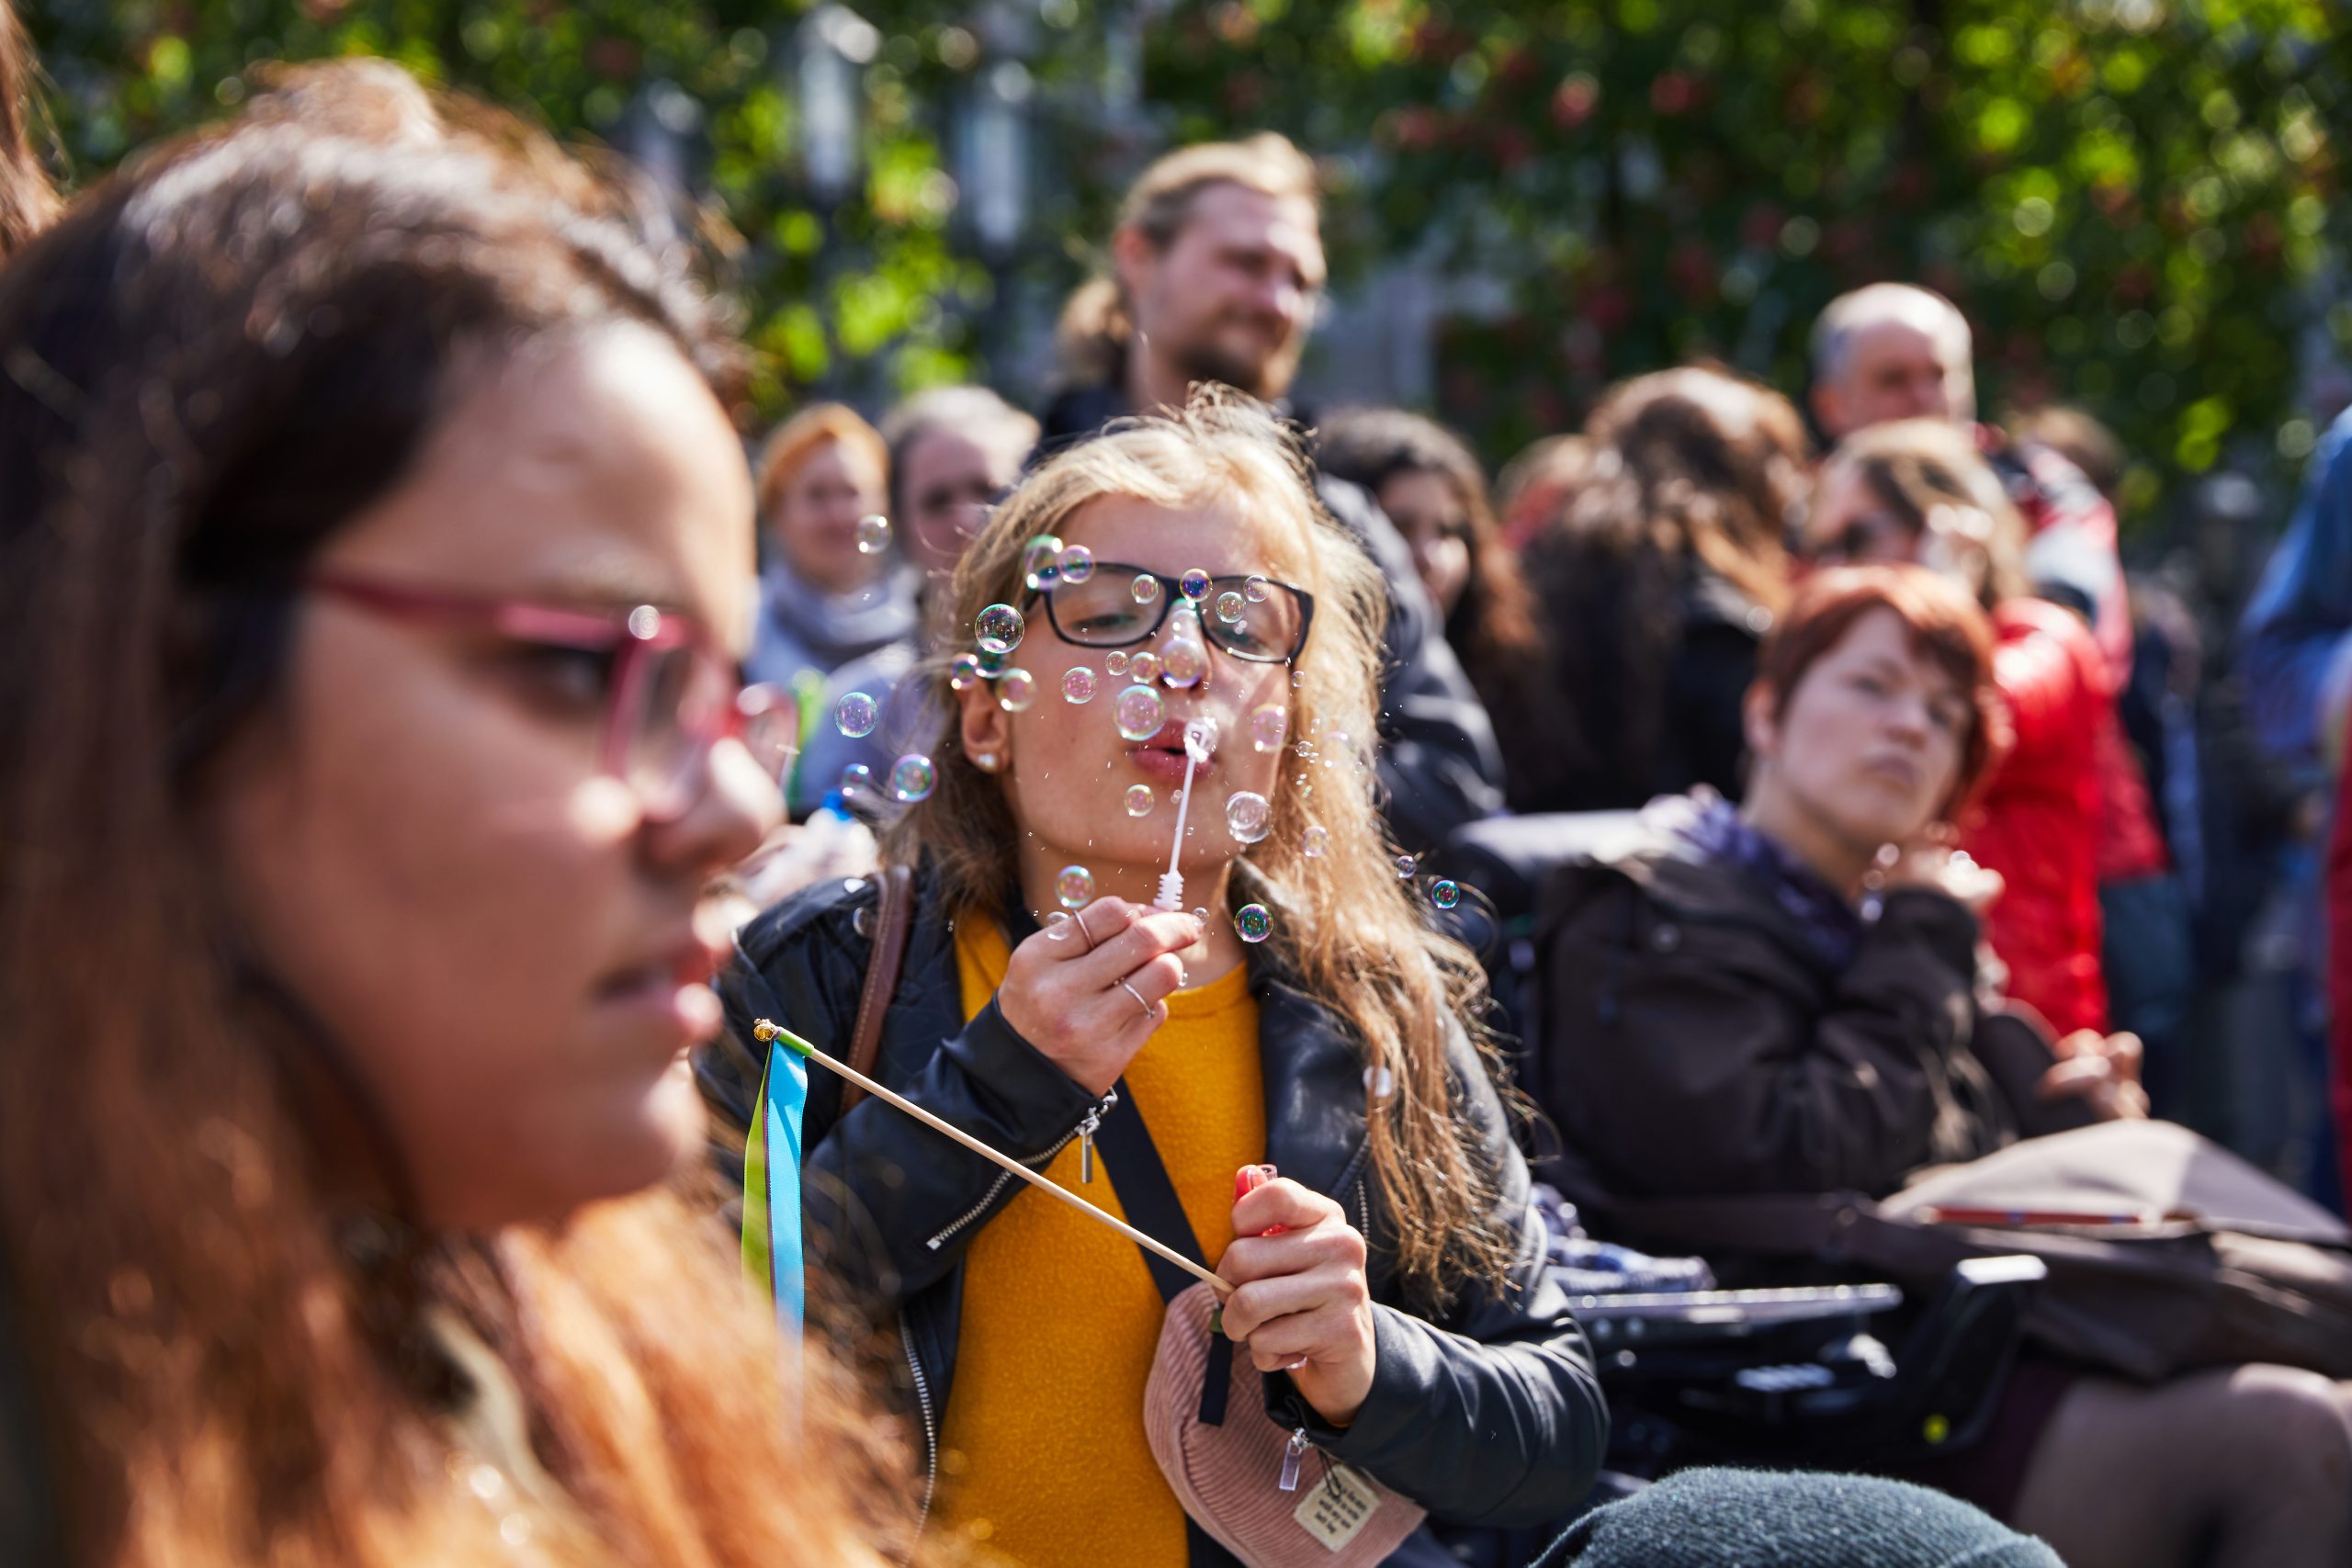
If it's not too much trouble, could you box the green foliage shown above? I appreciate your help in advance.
[1145,0,2349,516]
[24,0,2351,518]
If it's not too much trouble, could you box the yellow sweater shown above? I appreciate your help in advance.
[934,920,1266,1568]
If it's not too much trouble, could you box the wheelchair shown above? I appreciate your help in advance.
[1431,812,2047,1541]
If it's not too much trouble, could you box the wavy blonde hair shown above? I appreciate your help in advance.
[882,392,1516,1303]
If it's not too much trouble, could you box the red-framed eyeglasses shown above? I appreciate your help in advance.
[308,571,796,823]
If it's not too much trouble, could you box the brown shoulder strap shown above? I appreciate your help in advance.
[842,863,915,1115]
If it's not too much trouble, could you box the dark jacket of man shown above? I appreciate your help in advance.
[1531,800,2085,1224]
[1037,385,1505,853]
[699,865,1608,1556]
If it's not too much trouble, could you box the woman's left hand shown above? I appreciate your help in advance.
[1217,1177,1378,1427]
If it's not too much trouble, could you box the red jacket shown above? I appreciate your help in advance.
[1962,598,2110,1038]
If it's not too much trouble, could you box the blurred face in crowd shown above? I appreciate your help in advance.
[1806,457,1996,605]
[1813,306,1976,440]
[1804,460,1920,568]
[1744,606,1970,865]
[1119,181,1326,402]
[899,423,1030,576]
[769,434,887,595]
[957,494,1301,890]
[207,326,779,1228]
[1376,468,1474,617]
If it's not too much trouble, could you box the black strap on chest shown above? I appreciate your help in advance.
[1089,1082,1249,1568]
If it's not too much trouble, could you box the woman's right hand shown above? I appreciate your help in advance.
[1885,840,2005,916]
[996,897,1200,1096]
[2038,1029,2151,1122]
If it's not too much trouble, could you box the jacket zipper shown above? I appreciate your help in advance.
[900,1326,939,1549]
[922,1088,1120,1252]
[905,1087,1120,1552]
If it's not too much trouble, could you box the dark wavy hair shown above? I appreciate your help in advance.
[1312,406,1542,716]
[1516,365,1809,810]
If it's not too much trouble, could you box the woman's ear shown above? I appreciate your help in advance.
[1741,681,1782,764]
[957,682,1012,772]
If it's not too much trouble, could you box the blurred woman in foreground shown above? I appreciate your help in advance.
[0,62,892,1563]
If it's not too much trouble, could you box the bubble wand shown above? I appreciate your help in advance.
[752,1018,1230,1295]
[1155,718,1214,912]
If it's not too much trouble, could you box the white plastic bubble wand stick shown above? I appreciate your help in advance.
[1155,718,1213,912]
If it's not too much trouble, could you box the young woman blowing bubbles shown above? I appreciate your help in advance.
[703,396,1609,1566]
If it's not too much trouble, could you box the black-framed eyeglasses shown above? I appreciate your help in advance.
[1026,563,1316,664]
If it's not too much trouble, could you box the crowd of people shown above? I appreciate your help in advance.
[6,18,2352,1568]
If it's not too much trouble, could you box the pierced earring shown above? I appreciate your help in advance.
[974,750,1002,773]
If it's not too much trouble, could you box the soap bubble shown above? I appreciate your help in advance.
[1192,906,1209,929]
[840,763,876,797]
[834,692,878,738]
[1225,791,1272,844]
[1395,854,1417,879]
[855,513,892,555]
[1244,574,1272,604]
[1022,535,1063,592]
[1105,650,1130,676]
[1131,573,1162,604]
[1215,590,1247,623]
[1303,825,1329,859]
[1235,903,1273,943]
[1125,784,1156,818]
[1045,910,1073,939]
[949,652,984,690]
[975,603,1025,655]
[1057,545,1095,584]
[1113,683,1166,742]
[1129,651,1163,684]
[1160,637,1206,688]
[888,754,937,804]
[1250,705,1289,753]
[997,669,1038,712]
[1056,864,1095,908]
[1179,568,1212,601]
[978,646,1008,678]
[1062,667,1099,704]
[1430,879,1461,909]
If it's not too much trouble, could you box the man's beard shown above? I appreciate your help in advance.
[1167,322,1304,404]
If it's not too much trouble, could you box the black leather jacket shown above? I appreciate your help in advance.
[699,867,1605,1548]
[1036,385,1507,853]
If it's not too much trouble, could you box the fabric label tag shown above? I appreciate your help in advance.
[1293,1461,1382,1551]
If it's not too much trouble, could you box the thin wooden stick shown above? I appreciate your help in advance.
[753,1019,1231,1296]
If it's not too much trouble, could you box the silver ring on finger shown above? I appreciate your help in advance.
[1071,906,1100,952]
[1118,977,1156,1020]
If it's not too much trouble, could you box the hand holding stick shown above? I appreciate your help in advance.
[752,1019,1231,1296]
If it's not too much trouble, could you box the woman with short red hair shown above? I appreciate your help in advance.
[1536,565,2352,1568]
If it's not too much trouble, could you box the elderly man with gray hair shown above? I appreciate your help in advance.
[1807,283,2131,680]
